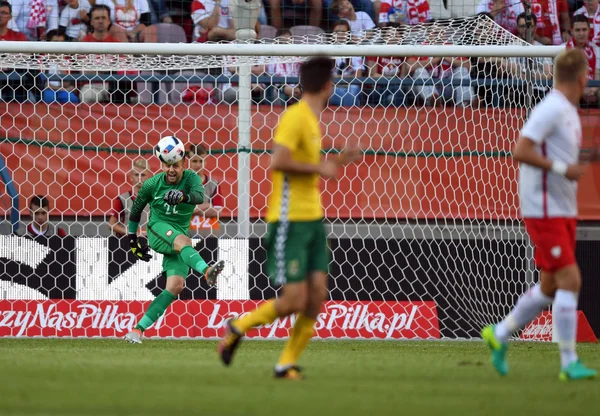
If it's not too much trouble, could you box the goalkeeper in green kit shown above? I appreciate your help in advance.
[124,138,225,344]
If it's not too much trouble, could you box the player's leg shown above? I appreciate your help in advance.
[482,218,555,375]
[218,281,308,366]
[125,240,190,343]
[125,224,223,343]
[482,269,555,375]
[125,269,186,344]
[494,270,556,342]
[273,271,327,380]
[173,234,224,286]
[274,220,329,379]
[218,221,310,366]
[554,264,596,380]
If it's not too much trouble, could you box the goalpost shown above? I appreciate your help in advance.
[0,15,577,340]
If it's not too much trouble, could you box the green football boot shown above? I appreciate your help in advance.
[481,325,508,376]
[559,360,597,381]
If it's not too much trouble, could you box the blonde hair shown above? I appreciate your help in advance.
[132,158,149,170]
[554,48,589,84]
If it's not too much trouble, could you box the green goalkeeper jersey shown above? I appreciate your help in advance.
[127,170,205,235]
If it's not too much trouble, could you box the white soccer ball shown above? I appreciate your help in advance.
[155,136,185,165]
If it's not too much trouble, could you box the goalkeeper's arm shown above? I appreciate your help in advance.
[127,181,152,235]
[127,182,153,261]
[185,174,205,205]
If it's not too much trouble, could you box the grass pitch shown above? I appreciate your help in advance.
[0,339,597,416]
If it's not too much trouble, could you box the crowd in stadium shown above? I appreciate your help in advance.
[0,0,598,107]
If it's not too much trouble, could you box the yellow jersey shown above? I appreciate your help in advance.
[266,100,323,222]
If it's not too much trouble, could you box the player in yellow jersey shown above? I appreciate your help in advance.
[218,57,361,379]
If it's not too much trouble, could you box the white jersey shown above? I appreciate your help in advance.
[191,0,231,40]
[97,0,150,31]
[343,11,375,36]
[59,0,91,39]
[519,90,582,219]
[8,0,59,40]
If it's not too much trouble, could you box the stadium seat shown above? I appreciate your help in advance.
[153,23,188,44]
[138,23,190,104]
[290,25,325,44]
[259,24,277,41]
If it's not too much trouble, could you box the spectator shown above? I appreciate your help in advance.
[187,144,223,236]
[0,1,29,103]
[528,0,571,44]
[0,1,26,40]
[108,158,152,236]
[495,12,553,106]
[96,0,157,42]
[81,5,118,43]
[219,50,266,103]
[8,0,59,40]
[267,28,302,105]
[407,32,474,107]
[191,0,261,42]
[58,0,91,41]
[574,0,600,45]
[475,0,524,34]
[566,14,600,105]
[374,0,432,27]
[269,0,322,29]
[80,5,130,104]
[331,0,375,36]
[330,20,363,106]
[26,195,67,238]
[366,25,407,106]
[41,29,79,104]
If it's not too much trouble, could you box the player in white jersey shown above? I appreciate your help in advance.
[482,48,597,381]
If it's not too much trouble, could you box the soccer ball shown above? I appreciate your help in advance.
[155,136,185,165]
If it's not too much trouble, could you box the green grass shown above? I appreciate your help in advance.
[0,339,598,416]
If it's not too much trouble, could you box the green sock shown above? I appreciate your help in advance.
[135,290,177,331]
[180,246,209,275]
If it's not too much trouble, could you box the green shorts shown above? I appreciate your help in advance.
[147,222,189,278]
[265,220,329,286]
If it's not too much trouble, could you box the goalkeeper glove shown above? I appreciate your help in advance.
[164,190,187,205]
[128,234,152,262]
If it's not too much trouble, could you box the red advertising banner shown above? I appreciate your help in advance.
[520,310,597,343]
[0,300,440,339]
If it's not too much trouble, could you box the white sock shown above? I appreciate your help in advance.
[554,289,579,368]
[495,284,553,343]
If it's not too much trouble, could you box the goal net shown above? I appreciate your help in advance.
[0,15,596,340]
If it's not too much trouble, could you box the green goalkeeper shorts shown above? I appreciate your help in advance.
[147,222,189,278]
[265,220,329,286]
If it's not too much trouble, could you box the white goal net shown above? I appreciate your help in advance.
[1,15,593,340]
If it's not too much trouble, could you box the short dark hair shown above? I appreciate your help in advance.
[30,195,50,210]
[330,0,351,16]
[572,14,590,28]
[89,4,110,19]
[299,57,334,94]
[276,28,292,37]
[188,143,207,157]
[46,29,66,41]
[332,20,351,32]
[0,1,12,14]
[516,12,537,26]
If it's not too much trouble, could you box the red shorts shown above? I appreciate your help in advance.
[524,218,577,272]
